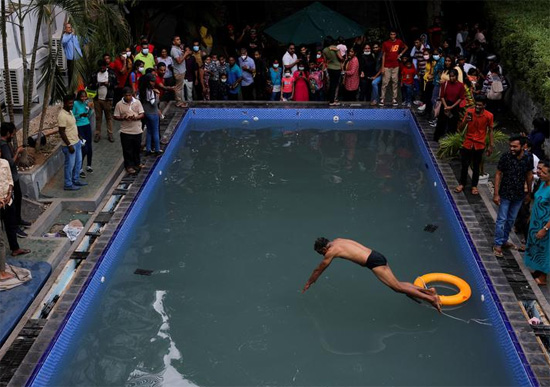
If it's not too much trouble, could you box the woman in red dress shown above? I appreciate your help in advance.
[292,64,310,101]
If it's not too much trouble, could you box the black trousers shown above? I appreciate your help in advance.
[120,132,142,169]
[359,78,372,101]
[434,104,460,141]
[327,69,341,103]
[1,202,20,252]
[459,147,485,187]
[13,180,22,224]
[209,79,220,100]
[241,84,254,100]
[342,88,358,102]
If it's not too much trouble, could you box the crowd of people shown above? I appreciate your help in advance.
[54,17,550,286]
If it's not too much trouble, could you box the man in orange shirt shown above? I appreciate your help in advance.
[455,98,494,195]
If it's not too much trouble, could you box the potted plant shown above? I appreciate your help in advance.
[436,122,509,183]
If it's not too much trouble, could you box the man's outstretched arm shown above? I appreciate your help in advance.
[302,256,333,293]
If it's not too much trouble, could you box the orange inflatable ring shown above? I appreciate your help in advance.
[414,273,472,306]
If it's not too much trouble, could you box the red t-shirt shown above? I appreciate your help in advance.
[154,75,165,98]
[440,81,465,104]
[112,58,129,88]
[400,65,416,85]
[462,108,494,150]
[382,39,405,68]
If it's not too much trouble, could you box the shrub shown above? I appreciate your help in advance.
[485,0,550,117]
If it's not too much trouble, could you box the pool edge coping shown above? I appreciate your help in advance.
[7,105,547,386]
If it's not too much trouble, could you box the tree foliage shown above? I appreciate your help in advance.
[485,0,550,117]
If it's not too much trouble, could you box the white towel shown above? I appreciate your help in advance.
[0,265,32,291]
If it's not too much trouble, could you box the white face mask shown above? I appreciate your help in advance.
[298,66,304,71]
[433,55,440,60]
[316,54,321,59]
[273,64,279,68]
[142,48,149,55]
[221,78,227,83]
[363,51,371,55]
[138,67,145,74]
[423,55,430,60]
[121,54,127,59]
[241,55,247,60]
[126,51,132,57]
[285,73,291,78]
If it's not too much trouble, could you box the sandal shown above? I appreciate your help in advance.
[454,185,464,193]
[535,277,547,286]
[502,242,517,250]
[471,187,479,195]
[492,246,504,258]
[11,248,31,256]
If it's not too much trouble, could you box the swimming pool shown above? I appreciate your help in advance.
[29,108,534,386]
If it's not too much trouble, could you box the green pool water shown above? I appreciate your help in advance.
[52,122,516,386]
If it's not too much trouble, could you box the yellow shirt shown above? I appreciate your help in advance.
[200,26,213,48]
[0,158,13,205]
[57,109,80,146]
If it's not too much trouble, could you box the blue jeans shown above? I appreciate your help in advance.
[494,198,524,246]
[62,141,82,188]
[402,84,413,104]
[271,91,281,101]
[371,75,381,102]
[145,113,160,152]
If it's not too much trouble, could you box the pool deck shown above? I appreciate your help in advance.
[0,102,549,386]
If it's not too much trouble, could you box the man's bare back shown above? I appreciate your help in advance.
[323,238,373,266]
[303,237,442,313]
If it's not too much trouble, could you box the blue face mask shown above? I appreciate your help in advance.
[193,46,199,52]
[433,55,440,61]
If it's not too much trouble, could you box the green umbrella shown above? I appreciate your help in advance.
[264,2,364,45]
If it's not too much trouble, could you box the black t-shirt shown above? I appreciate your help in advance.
[0,139,18,182]
[360,54,377,77]
[497,152,533,201]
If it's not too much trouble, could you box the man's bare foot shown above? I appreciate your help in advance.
[431,295,442,313]
[0,271,15,281]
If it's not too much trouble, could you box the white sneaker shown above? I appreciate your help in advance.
[417,104,426,112]
[413,100,423,106]
[392,99,398,106]
[429,121,437,127]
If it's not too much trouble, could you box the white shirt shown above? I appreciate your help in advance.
[97,70,109,100]
[282,51,298,73]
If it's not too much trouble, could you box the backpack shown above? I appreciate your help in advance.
[487,76,504,100]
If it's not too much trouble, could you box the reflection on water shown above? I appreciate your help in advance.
[51,124,516,386]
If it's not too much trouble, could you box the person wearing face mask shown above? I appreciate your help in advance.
[88,59,117,142]
[428,49,445,125]
[238,48,256,100]
[135,37,155,56]
[418,49,435,113]
[130,60,145,95]
[292,63,309,101]
[359,44,376,102]
[218,73,230,100]
[268,60,282,101]
[191,40,203,67]
[134,43,156,71]
[455,98,494,195]
[281,70,294,101]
